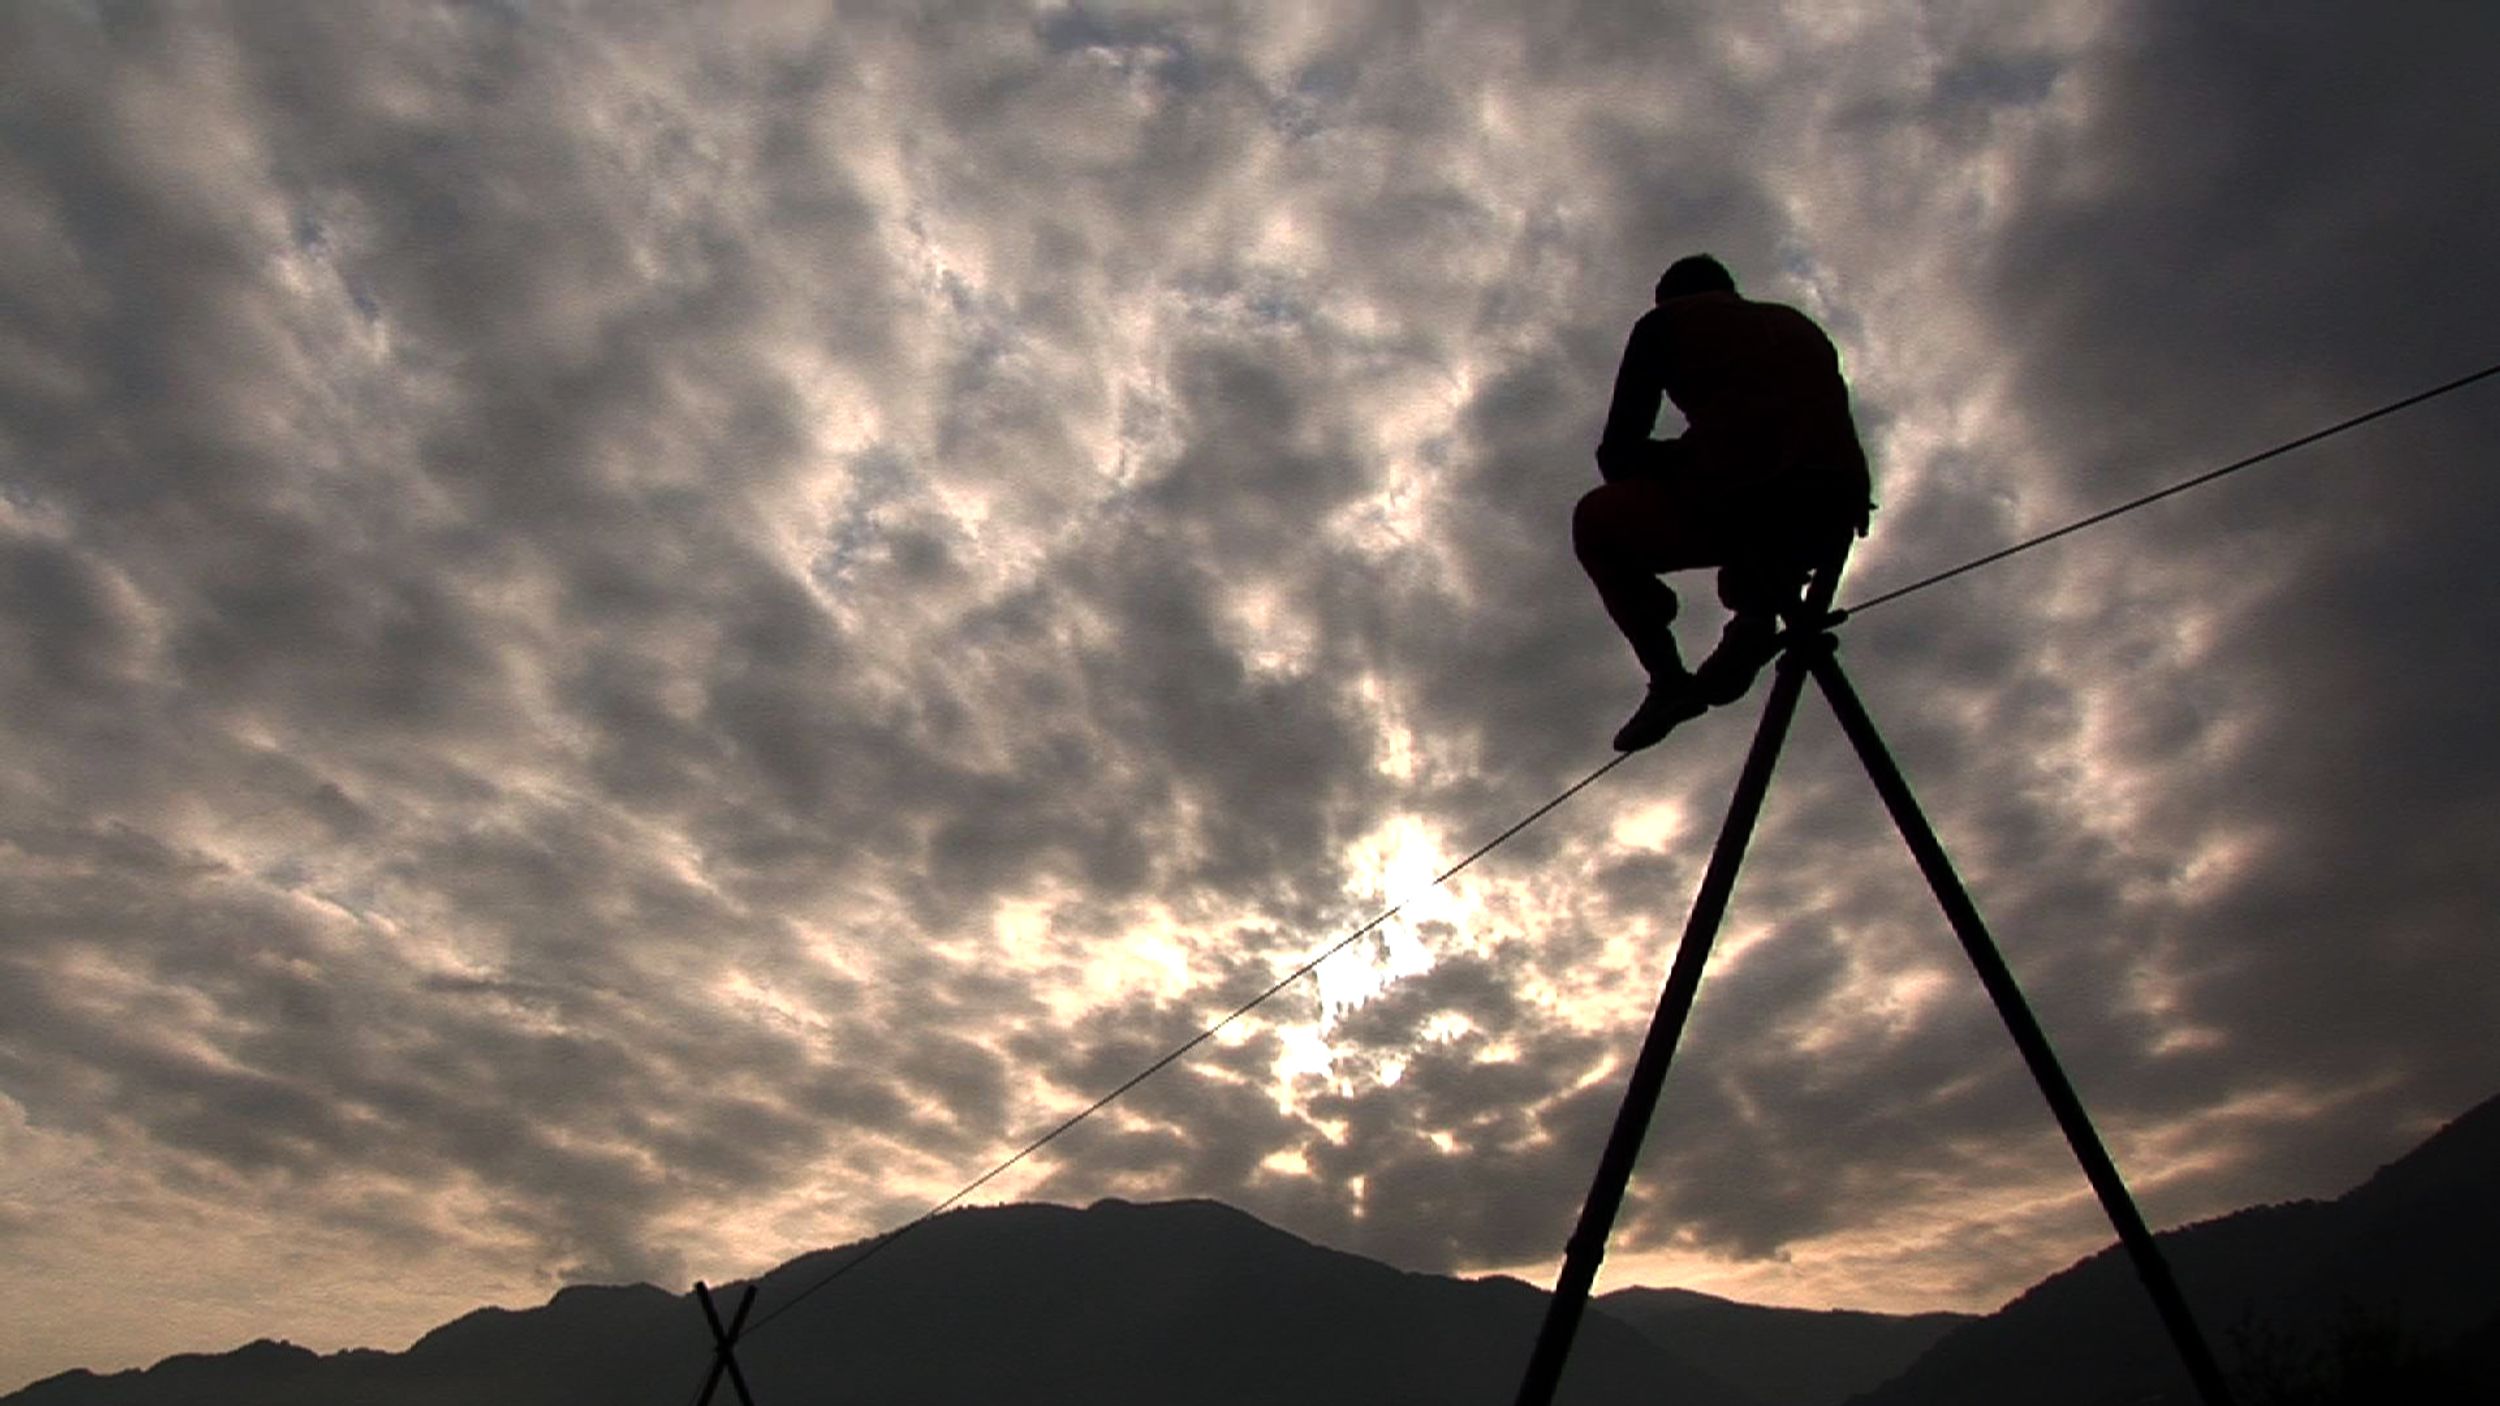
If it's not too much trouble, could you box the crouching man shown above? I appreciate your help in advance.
[1575,254,1873,750]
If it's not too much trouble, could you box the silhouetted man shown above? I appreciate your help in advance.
[1575,254,1871,751]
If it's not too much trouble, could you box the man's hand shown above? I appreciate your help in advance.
[1596,438,1667,483]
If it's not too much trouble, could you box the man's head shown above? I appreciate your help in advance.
[1655,254,1737,304]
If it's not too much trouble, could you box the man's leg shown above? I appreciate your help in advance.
[1573,476,1724,669]
[1695,518,1850,705]
[1572,473,1723,749]
[1691,557,1792,705]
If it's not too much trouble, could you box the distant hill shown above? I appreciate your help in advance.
[1599,1286,1970,1406]
[1850,1091,2500,1405]
[15,1091,2498,1406]
[6,1198,1745,1406]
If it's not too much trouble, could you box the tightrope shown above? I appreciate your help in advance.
[1843,360,2500,616]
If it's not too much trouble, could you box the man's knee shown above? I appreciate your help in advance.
[1574,481,1656,569]
[1573,485,1618,568]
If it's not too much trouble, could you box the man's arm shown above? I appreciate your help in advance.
[1595,311,1668,481]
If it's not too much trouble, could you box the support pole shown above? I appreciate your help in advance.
[1511,642,1818,1406]
[695,1282,760,1406]
[1801,642,2237,1406]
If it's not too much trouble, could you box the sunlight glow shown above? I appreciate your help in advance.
[1227,581,1319,677]
[1312,815,1455,1024]
[1272,1022,1337,1086]
[717,970,829,1038]
[1256,811,1486,1112]
[1028,898,1205,1016]
[1609,798,1689,852]
[1260,1147,1314,1178]
[1362,672,1424,782]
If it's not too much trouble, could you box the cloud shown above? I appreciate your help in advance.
[4,0,2499,1392]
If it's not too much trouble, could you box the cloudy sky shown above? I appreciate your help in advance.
[5,0,2499,1393]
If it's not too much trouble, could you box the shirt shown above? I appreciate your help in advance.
[1599,290,1872,523]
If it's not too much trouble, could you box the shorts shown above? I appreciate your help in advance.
[1599,438,1855,612]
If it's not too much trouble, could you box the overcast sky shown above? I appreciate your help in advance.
[5,0,2499,1394]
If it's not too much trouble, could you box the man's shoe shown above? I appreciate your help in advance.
[1612,674,1706,752]
[1693,613,1780,706]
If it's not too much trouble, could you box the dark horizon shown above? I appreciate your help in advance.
[15,1087,2500,1406]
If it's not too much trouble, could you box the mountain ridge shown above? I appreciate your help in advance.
[14,1093,2500,1406]
[8,1197,1746,1406]
[1598,1286,1971,1406]
[1849,1090,2500,1404]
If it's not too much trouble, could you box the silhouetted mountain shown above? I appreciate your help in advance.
[17,1094,2497,1406]
[1851,1091,2500,1405]
[1599,1286,1970,1406]
[8,1283,699,1406]
[7,1198,1745,1406]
